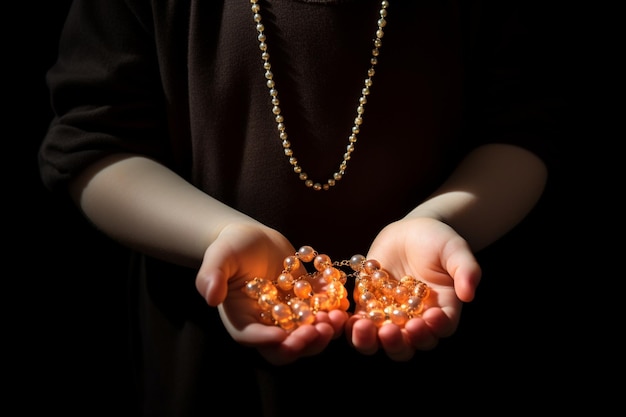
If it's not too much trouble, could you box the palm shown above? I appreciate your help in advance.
[196,223,349,365]
[347,217,481,360]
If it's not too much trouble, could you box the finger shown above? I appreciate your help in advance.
[422,305,457,338]
[327,309,349,338]
[315,310,349,339]
[197,270,229,307]
[404,317,439,350]
[348,317,379,355]
[446,248,481,303]
[218,304,289,344]
[304,322,336,356]
[256,323,334,365]
[196,242,238,306]
[378,323,415,361]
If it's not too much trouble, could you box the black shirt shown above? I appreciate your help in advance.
[39,1,562,415]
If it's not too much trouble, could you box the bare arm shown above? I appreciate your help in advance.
[406,143,548,252]
[69,143,546,270]
[68,153,261,268]
[348,143,548,359]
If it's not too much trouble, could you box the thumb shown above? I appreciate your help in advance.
[195,244,234,306]
[196,268,228,307]
[446,249,481,303]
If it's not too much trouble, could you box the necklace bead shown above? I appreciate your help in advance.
[250,0,390,191]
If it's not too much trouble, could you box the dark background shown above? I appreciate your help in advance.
[8,2,607,415]
[8,1,134,414]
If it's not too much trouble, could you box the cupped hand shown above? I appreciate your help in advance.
[195,222,348,365]
[345,217,481,361]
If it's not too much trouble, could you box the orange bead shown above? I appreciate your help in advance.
[258,293,277,310]
[297,245,316,262]
[276,272,295,291]
[369,269,388,289]
[355,277,370,294]
[393,285,410,304]
[272,302,293,322]
[313,254,332,271]
[290,300,315,326]
[368,308,386,327]
[381,281,396,298]
[405,296,425,315]
[293,280,313,299]
[327,281,347,300]
[349,254,366,272]
[366,299,383,312]
[388,308,409,327]
[357,290,375,308]
[414,282,430,299]
[242,277,273,299]
[283,255,300,272]
[322,266,342,282]
[400,275,418,287]
[310,293,330,311]
[363,259,381,274]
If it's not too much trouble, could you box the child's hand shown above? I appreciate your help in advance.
[345,217,481,361]
[195,222,348,365]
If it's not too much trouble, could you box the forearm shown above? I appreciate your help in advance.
[69,154,260,268]
[406,143,548,252]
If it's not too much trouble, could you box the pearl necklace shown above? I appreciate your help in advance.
[250,0,390,191]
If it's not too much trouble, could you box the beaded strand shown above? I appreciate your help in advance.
[250,0,390,191]
[242,245,431,331]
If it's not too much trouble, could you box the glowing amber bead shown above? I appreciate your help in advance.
[328,280,347,300]
[388,308,409,327]
[414,282,430,299]
[276,272,295,291]
[368,308,386,327]
[381,281,396,298]
[326,295,342,311]
[310,293,330,311]
[339,285,348,300]
[243,277,273,299]
[313,254,332,271]
[356,277,370,294]
[369,269,388,289]
[297,245,316,262]
[405,296,425,315]
[258,280,278,298]
[357,290,375,307]
[377,294,393,306]
[366,299,383,312]
[413,303,426,316]
[291,301,315,325]
[272,302,292,320]
[322,266,342,282]
[288,298,306,310]
[349,254,366,271]
[293,280,313,299]
[338,270,348,285]
[400,275,418,287]
[258,293,277,310]
[283,255,300,272]
[393,285,410,304]
[363,259,381,274]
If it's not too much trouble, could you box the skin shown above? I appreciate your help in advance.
[69,143,547,365]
